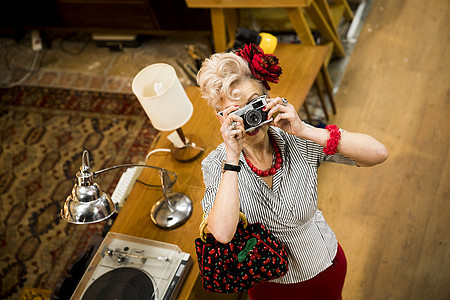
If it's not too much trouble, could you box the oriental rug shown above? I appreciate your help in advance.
[0,86,158,299]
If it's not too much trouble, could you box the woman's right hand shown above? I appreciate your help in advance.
[217,106,245,161]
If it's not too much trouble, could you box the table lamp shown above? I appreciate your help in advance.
[61,150,193,229]
[132,63,203,162]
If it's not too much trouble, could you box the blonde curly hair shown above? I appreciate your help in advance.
[197,52,266,111]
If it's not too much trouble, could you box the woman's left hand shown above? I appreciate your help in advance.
[265,97,305,136]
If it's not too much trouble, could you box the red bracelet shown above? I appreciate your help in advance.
[323,125,341,155]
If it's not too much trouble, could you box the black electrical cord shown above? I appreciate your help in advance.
[135,179,161,188]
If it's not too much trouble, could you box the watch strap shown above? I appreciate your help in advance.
[222,161,241,173]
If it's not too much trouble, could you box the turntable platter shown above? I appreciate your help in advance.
[82,267,155,300]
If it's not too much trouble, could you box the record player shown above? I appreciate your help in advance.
[71,232,192,300]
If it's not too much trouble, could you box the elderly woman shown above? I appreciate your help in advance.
[197,44,387,300]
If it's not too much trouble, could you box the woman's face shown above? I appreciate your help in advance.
[218,80,270,141]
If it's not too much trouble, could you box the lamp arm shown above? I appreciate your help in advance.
[93,164,177,184]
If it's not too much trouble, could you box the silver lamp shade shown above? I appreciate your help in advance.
[61,150,192,228]
[62,183,115,224]
[61,151,116,224]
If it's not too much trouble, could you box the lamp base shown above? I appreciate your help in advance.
[170,134,204,163]
[150,192,193,229]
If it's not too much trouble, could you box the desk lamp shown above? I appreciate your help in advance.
[61,150,193,229]
[132,63,203,162]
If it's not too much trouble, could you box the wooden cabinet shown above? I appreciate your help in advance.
[55,0,158,30]
[1,0,210,34]
[1,0,64,30]
[53,0,211,32]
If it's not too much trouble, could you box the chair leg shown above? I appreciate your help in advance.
[286,7,317,46]
[314,78,329,120]
[321,65,337,114]
[305,1,346,57]
[334,0,354,21]
[315,0,339,38]
[302,103,312,124]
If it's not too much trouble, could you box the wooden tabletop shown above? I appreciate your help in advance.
[110,43,329,299]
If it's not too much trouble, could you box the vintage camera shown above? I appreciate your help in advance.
[220,95,271,132]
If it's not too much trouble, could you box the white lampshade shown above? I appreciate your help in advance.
[132,63,193,131]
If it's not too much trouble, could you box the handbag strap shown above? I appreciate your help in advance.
[199,211,248,242]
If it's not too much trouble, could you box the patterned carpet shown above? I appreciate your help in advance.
[0,86,158,299]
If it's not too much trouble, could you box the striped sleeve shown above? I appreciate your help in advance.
[200,147,224,216]
[285,129,357,167]
[289,133,326,168]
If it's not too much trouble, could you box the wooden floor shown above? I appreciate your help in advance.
[317,0,450,299]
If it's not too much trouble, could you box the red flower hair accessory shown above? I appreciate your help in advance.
[235,43,282,90]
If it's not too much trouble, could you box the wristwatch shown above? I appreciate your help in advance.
[221,160,241,173]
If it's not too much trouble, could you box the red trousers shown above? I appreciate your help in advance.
[248,244,347,300]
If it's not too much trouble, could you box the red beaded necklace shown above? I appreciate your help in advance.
[244,135,282,177]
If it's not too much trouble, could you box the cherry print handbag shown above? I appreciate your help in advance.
[194,212,289,293]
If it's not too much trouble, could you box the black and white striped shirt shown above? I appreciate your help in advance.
[201,126,356,283]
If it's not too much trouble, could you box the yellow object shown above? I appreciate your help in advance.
[258,32,278,54]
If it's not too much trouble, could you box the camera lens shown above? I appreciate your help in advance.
[245,110,262,127]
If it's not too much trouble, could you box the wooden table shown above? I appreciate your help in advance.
[185,0,345,57]
[110,43,331,299]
